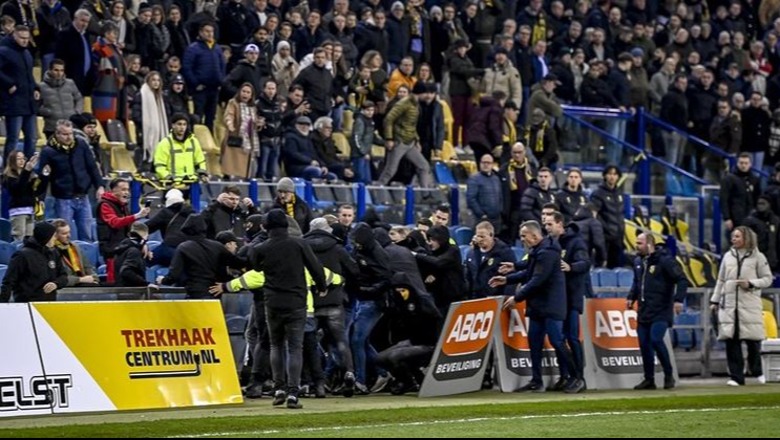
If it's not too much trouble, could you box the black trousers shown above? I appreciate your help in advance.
[725,324,763,385]
[376,340,434,384]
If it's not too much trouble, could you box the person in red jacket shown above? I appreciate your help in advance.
[96,178,150,283]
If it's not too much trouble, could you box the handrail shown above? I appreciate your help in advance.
[563,113,708,185]
[643,111,770,179]
[560,104,634,119]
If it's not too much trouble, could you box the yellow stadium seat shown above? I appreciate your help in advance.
[371,144,385,159]
[332,132,350,158]
[33,66,41,83]
[83,96,92,114]
[439,99,454,145]
[213,106,226,148]
[440,140,455,162]
[342,108,354,136]
[764,311,778,339]
[193,124,222,176]
[35,117,47,149]
[193,124,219,154]
[110,144,137,174]
[127,120,138,144]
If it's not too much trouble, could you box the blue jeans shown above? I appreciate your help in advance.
[352,157,371,183]
[303,166,337,181]
[606,119,627,166]
[259,142,280,181]
[4,114,37,160]
[637,321,673,381]
[527,316,572,384]
[350,300,385,384]
[54,196,94,241]
[563,310,584,380]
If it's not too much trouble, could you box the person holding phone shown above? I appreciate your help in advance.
[96,177,151,284]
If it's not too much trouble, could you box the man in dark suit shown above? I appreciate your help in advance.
[54,9,94,95]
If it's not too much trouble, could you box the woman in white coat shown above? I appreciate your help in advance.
[710,226,773,386]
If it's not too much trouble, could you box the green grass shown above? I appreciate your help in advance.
[1,393,779,438]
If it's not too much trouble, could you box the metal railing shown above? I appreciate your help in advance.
[642,110,770,179]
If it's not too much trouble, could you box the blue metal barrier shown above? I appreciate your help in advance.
[191,183,201,212]
[713,196,722,252]
[249,179,258,206]
[449,185,460,226]
[405,186,415,225]
[642,111,769,179]
[130,180,142,213]
[563,112,707,195]
[356,183,366,219]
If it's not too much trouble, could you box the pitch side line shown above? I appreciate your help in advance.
[168,405,780,438]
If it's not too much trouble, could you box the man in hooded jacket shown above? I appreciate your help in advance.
[413,225,467,317]
[1,221,68,302]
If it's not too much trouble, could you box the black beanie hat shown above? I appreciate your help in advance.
[33,221,57,246]
[264,209,288,230]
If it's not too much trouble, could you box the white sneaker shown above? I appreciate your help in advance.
[757,375,766,384]
[726,379,740,387]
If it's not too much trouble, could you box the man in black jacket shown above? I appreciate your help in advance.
[659,74,688,167]
[720,153,760,232]
[304,218,359,397]
[272,177,313,234]
[556,168,587,223]
[591,165,625,268]
[201,185,258,239]
[1,221,68,302]
[146,189,194,266]
[159,214,246,298]
[252,209,327,409]
[628,233,687,390]
[519,167,556,223]
[545,212,590,392]
[114,222,152,287]
[349,222,393,394]
[464,221,516,299]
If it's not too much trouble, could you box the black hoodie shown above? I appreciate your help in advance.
[304,228,358,308]
[252,224,327,311]
[0,238,68,303]
[113,236,148,287]
[373,228,427,297]
[350,223,392,302]
[415,226,467,314]
[161,215,247,298]
[386,272,442,347]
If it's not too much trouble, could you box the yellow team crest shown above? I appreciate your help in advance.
[487,258,494,266]
[561,250,567,258]
[649,265,656,274]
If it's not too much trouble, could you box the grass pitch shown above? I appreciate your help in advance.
[1,382,778,438]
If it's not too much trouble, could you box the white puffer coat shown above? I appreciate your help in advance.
[710,248,773,341]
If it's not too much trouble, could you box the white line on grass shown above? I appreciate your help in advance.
[167,405,780,438]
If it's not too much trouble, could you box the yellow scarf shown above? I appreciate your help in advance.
[57,241,82,275]
[284,195,296,218]
[531,11,546,45]
[502,116,517,145]
[507,159,531,191]
[523,121,548,153]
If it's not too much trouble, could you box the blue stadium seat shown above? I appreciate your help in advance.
[615,268,634,287]
[589,270,601,288]
[459,245,472,262]
[0,265,6,283]
[146,264,163,283]
[0,219,11,242]
[74,241,100,267]
[147,241,161,252]
[225,314,248,333]
[0,242,16,265]
[229,334,247,373]
[597,268,618,287]
[97,265,107,275]
[222,294,253,316]
[434,161,456,185]
[453,226,474,246]
[673,312,701,350]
